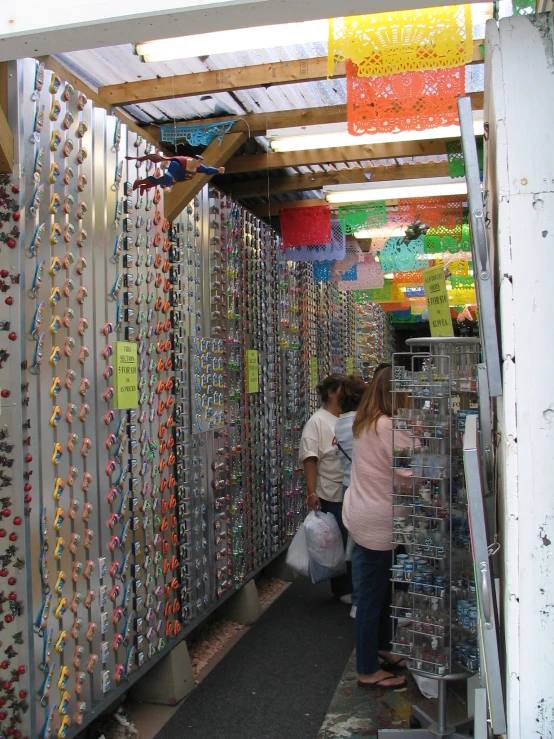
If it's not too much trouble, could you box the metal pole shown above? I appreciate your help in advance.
[437,679,447,734]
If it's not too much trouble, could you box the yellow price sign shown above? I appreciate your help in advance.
[422,265,454,337]
[245,350,259,393]
[113,341,138,409]
[347,356,354,374]
[310,356,318,389]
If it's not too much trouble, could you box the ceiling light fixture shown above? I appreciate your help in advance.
[268,115,484,153]
[324,178,468,205]
[135,19,327,62]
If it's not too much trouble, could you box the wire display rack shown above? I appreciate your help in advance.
[379,338,481,739]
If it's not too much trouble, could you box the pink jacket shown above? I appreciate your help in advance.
[342,415,413,551]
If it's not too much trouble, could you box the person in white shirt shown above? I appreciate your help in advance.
[299,374,350,601]
[334,374,368,617]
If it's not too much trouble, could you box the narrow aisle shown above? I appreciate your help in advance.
[155,579,356,739]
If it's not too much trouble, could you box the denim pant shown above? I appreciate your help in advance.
[319,498,353,599]
[352,542,394,675]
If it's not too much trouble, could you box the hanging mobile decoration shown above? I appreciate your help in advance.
[126,153,225,193]
[403,220,430,244]
[328,5,473,78]
[160,120,238,147]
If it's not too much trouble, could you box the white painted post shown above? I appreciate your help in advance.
[486,13,554,737]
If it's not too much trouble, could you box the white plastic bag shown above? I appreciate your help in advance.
[304,511,346,583]
[345,533,355,562]
[285,521,310,577]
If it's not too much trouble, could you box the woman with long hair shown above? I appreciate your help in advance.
[342,366,412,689]
[299,374,351,602]
[334,374,368,616]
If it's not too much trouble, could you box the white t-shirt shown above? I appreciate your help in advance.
[298,408,344,503]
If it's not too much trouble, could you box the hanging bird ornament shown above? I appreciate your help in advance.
[403,220,430,244]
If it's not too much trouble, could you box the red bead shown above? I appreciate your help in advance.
[12,517,21,526]
[24,454,32,463]
[12,213,20,222]
[5,240,15,249]
[0,390,9,399]
[1,510,9,518]
[7,332,16,341]
[24,495,31,504]
[16,666,25,675]
[0,710,7,719]
[7,578,15,586]
[7,594,15,601]
[23,484,31,493]
[0,570,6,578]
[0,271,8,279]
[11,186,19,194]
[0,661,8,670]
[18,690,26,699]
[0,698,5,706]
[0,530,5,538]
[4,615,13,624]
[4,297,13,306]
[8,534,16,542]
[2,681,10,690]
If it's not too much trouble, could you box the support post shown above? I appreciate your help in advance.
[130,641,195,706]
[219,579,261,625]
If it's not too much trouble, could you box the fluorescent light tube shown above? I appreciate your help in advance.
[135,19,327,62]
[269,116,484,153]
[324,179,468,205]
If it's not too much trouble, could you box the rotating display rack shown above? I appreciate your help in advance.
[380,338,482,739]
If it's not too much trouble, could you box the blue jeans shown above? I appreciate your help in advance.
[352,543,394,675]
[319,498,353,599]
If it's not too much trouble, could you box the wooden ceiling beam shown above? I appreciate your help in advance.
[99,41,484,106]
[0,63,13,174]
[226,161,451,198]
[226,139,452,174]
[164,132,247,222]
[141,91,484,143]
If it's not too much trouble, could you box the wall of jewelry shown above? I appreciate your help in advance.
[4,57,356,739]
[390,340,480,686]
[354,298,393,380]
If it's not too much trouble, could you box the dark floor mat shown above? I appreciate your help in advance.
[154,579,355,739]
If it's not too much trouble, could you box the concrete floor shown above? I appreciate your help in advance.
[318,652,471,739]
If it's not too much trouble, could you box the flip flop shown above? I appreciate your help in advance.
[380,659,407,671]
[357,676,408,690]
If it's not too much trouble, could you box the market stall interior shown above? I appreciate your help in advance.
[0,1,535,737]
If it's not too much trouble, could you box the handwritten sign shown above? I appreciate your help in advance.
[245,350,259,393]
[310,356,318,389]
[422,266,454,337]
[113,341,138,409]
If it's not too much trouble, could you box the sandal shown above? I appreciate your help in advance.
[357,676,407,690]
[380,658,407,671]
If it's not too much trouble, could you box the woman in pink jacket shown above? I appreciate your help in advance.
[343,367,412,690]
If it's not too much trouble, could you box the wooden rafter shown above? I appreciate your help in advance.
[164,132,247,222]
[225,162,451,198]
[226,139,455,174]
[141,91,484,143]
[0,63,12,174]
[99,41,485,106]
